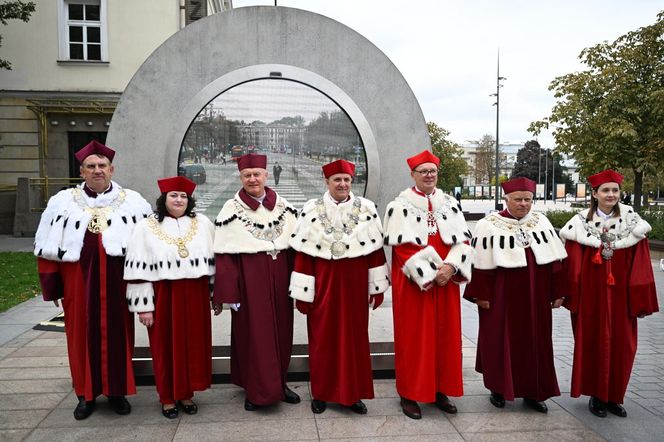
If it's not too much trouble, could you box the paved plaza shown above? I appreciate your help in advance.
[1,204,663,440]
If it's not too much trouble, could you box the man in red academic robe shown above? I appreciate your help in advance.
[34,141,152,420]
[384,150,473,420]
[560,169,659,418]
[289,159,389,415]
[464,177,567,413]
[212,154,301,410]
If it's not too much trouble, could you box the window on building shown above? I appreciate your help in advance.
[58,0,108,62]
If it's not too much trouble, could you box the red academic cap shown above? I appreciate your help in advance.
[587,169,624,188]
[501,177,536,194]
[74,140,116,163]
[236,153,267,171]
[158,176,196,196]
[322,159,355,178]
[406,150,440,170]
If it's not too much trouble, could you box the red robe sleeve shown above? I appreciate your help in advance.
[463,268,495,303]
[628,239,659,318]
[293,251,316,276]
[213,254,241,304]
[562,241,584,313]
[38,257,64,302]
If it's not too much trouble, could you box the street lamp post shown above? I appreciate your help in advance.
[490,52,507,210]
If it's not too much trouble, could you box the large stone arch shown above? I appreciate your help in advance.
[107,6,429,210]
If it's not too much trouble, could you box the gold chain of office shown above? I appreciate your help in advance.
[145,215,198,258]
[72,188,126,234]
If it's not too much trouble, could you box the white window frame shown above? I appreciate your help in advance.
[57,0,109,62]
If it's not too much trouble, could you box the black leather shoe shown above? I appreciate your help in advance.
[178,400,198,415]
[589,396,607,418]
[348,400,367,414]
[524,398,548,413]
[607,401,627,417]
[400,397,422,420]
[162,405,178,419]
[244,399,260,411]
[490,392,505,408]
[73,396,95,420]
[283,386,301,404]
[108,396,131,415]
[311,399,327,414]
[435,393,457,414]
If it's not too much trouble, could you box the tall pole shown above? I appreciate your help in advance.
[493,52,506,210]
[552,151,556,203]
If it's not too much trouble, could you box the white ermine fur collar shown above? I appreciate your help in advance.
[559,203,650,249]
[472,211,567,270]
[214,192,298,254]
[34,181,152,262]
[289,191,384,260]
[124,214,215,281]
[383,188,472,247]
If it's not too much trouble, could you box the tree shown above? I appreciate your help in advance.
[428,122,468,191]
[529,11,664,211]
[474,134,495,184]
[0,1,35,70]
[512,140,573,196]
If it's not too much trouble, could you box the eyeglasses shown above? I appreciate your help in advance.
[414,169,438,176]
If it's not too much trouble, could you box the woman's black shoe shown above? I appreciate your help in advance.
[348,400,367,414]
[162,406,179,419]
[283,386,301,404]
[178,400,198,415]
[589,397,607,418]
[73,397,95,420]
[311,399,327,414]
[607,402,627,417]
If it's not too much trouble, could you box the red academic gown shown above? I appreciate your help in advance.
[564,239,658,403]
[148,277,211,404]
[391,233,463,402]
[38,232,136,401]
[464,210,563,401]
[294,248,386,405]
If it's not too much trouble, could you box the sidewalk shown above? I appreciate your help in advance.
[1,237,663,440]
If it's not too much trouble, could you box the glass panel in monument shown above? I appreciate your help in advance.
[179,78,367,219]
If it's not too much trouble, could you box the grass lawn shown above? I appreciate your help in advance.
[0,252,41,313]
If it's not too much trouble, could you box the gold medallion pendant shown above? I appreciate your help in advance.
[176,241,189,258]
[146,216,198,258]
[330,241,346,257]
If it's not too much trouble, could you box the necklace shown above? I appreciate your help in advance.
[146,215,198,258]
[72,188,126,234]
[487,213,540,248]
[232,200,287,242]
[579,212,639,260]
[316,197,361,257]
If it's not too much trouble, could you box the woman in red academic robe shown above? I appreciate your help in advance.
[124,176,215,418]
[560,169,658,418]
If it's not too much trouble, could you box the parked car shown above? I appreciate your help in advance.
[179,164,207,184]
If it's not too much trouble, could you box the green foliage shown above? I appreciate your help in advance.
[0,252,40,313]
[641,210,664,241]
[530,11,664,212]
[428,122,468,191]
[544,210,580,229]
[474,134,496,184]
[512,140,573,192]
[0,1,36,70]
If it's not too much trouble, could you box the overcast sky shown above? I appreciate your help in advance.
[231,0,662,148]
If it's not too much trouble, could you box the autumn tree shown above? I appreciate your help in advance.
[529,11,664,211]
[511,140,572,195]
[473,134,496,184]
[428,122,468,191]
[0,1,35,70]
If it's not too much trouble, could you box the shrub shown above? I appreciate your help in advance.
[540,210,580,229]
[641,211,664,241]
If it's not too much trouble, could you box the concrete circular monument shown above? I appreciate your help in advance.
[107,6,429,210]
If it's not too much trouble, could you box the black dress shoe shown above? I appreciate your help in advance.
[311,399,327,414]
[524,398,548,413]
[178,400,198,415]
[400,397,422,420]
[607,401,627,417]
[283,386,301,404]
[435,393,457,414]
[489,392,505,408]
[108,396,131,415]
[589,396,607,418]
[244,399,260,411]
[73,396,95,420]
[348,400,368,414]
[162,405,179,419]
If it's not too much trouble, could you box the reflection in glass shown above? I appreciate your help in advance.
[179,79,367,218]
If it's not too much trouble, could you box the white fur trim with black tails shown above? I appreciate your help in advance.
[559,203,650,249]
[126,282,155,313]
[368,263,390,295]
[213,192,298,254]
[289,271,315,302]
[123,214,215,281]
[289,192,384,260]
[383,188,472,249]
[34,181,152,262]
[472,211,567,270]
[402,246,445,290]
[443,242,474,281]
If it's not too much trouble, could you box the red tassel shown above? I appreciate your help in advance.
[592,248,602,264]
[607,272,616,286]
